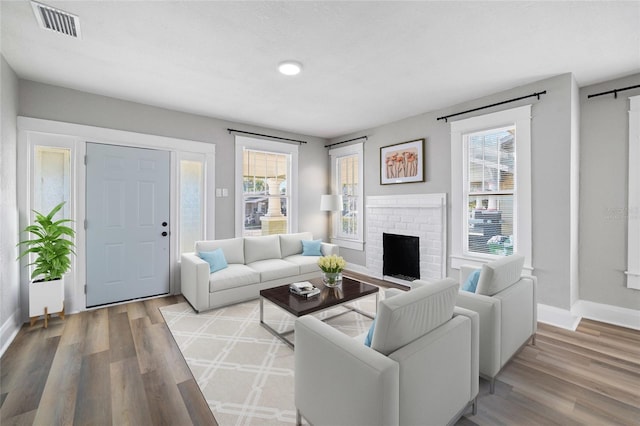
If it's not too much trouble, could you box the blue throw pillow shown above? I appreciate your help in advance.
[198,248,228,273]
[462,269,481,293]
[364,317,376,347]
[301,239,323,256]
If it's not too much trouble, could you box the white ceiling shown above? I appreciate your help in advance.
[2,1,639,139]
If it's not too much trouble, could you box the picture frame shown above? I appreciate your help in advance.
[380,138,425,184]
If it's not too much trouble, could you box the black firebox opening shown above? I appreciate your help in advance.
[383,233,420,281]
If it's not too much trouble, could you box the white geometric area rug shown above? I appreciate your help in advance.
[160,292,378,425]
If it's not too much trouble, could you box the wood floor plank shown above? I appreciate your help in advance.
[73,350,112,425]
[83,308,109,355]
[142,362,193,425]
[177,378,218,426]
[32,341,82,426]
[108,311,137,362]
[110,357,154,426]
[0,334,59,421]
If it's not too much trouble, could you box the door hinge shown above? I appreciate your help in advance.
[84,285,87,294]
[84,219,87,230]
[84,155,87,165]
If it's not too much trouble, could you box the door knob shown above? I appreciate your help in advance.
[162,231,168,237]
[162,222,168,227]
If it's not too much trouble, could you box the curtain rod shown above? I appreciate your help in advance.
[324,135,368,149]
[587,84,640,99]
[227,128,307,144]
[437,91,547,123]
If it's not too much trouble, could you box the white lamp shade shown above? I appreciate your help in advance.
[320,194,343,211]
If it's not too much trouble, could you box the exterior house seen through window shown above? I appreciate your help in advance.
[465,127,516,256]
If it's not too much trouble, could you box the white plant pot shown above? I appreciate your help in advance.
[29,277,65,317]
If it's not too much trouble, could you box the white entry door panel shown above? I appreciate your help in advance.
[86,143,170,307]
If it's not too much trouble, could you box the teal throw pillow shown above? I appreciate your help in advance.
[462,269,481,293]
[198,248,228,273]
[301,239,323,256]
[364,317,376,347]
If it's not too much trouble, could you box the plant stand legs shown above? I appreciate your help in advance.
[29,302,65,329]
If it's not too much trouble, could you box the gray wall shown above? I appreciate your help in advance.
[333,73,577,310]
[0,55,20,348]
[579,73,640,310]
[17,80,330,242]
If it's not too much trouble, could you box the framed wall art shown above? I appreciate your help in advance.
[380,138,425,184]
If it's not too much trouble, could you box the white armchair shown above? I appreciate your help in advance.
[294,278,479,426]
[452,254,536,393]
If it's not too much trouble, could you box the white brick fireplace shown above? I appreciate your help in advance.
[365,193,447,285]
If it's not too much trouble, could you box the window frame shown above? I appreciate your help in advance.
[450,105,532,270]
[627,95,640,289]
[329,142,364,251]
[234,136,299,237]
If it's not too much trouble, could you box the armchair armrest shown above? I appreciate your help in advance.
[180,252,210,312]
[295,316,399,426]
[453,306,480,399]
[320,242,339,256]
[455,291,501,378]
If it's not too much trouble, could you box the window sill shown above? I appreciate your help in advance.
[330,237,364,251]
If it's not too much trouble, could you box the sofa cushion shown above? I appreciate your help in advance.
[245,235,282,264]
[302,239,323,256]
[283,254,321,274]
[198,248,228,273]
[246,259,300,282]
[279,232,313,258]
[196,238,244,265]
[209,264,260,292]
[476,254,525,296]
[371,278,458,356]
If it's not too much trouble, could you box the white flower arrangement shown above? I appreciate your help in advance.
[317,254,346,273]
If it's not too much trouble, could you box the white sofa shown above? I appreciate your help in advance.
[294,278,479,426]
[452,254,537,393]
[180,232,338,312]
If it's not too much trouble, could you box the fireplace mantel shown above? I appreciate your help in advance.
[365,193,447,285]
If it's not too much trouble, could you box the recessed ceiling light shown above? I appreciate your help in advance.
[278,61,302,76]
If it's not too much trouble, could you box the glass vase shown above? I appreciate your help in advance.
[322,271,342,287]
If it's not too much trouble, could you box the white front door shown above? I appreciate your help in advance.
[86,143,170,307]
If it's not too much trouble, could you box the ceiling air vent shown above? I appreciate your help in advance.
[31,1,81,38]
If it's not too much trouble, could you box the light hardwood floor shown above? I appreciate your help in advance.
[1,292,638,425]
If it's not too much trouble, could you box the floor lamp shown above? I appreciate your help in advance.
[320,194,343,239]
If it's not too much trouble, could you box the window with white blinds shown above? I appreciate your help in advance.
[450,105,532,269]
[234,136,298,237]
[465,126,516,256]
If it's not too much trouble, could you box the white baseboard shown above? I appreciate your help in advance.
[345,263,375,278]
[573,300,640,330]
[1,309,22,358]
[537,303,582,331]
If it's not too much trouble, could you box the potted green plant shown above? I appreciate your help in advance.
[17,201,75,326]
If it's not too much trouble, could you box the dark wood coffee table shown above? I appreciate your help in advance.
[259,276,379,348]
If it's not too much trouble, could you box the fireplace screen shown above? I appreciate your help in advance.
[383,233,420,281]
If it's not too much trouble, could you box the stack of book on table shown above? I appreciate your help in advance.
[289,281,320,298]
